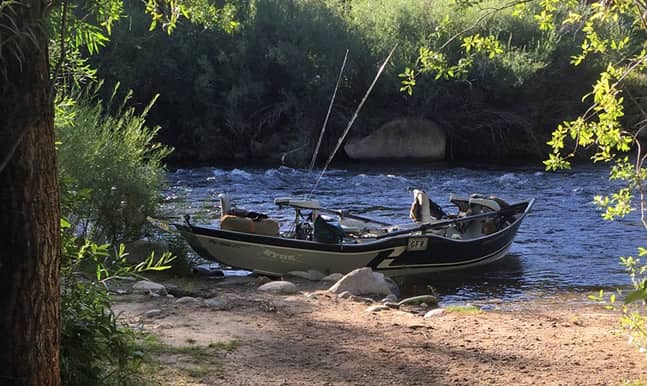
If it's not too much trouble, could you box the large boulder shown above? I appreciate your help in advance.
[328,268,397,297]
[344,118,446,160]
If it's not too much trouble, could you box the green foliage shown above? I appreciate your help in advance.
[144,0,239,33]
[400,0,567,95]
[95,0,372,162]
[89,0,602,162]
[56,84,172,243]
[60,219,175,385]
[589,247,647,355]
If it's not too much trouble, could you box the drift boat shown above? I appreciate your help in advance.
[156,192,534,277]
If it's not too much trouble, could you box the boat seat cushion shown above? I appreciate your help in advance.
[220,215,280,236]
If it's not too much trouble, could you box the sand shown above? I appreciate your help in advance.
[113,275,646,385]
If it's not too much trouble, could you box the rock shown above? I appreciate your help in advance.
[366,305,390,313]
[423,308,446,318]
[398,295,439,307]
[383,302,400,309]
[133,280,167,296]
[337,291,353,299]
[287,270,326,281]
[349,295,375,304]
[321,273,344,282]
[328,268,395,297]
[204,297,229,310]
[176,296,200,304]
[255,276,272,286]
[382,294,399,303]
[384,276,400,298]
[258,281,298,295]
[166,294,175,299]
[144,309,162,318]
[124,239,169,264]
[344,118,446,160]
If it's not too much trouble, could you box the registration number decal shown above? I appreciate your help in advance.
[407,237,428,251]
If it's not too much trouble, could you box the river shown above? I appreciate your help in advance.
[162,163,642,302]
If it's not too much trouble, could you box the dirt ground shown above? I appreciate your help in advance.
[113,275,646,385]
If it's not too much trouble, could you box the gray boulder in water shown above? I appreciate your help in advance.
[328,267,397,297]
[344,118,446,160]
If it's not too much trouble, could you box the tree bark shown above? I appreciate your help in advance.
[0,1,61,385]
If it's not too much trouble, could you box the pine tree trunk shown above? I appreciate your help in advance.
[0,1,61,385]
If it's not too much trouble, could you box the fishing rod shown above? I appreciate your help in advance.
[307,44,398,198]
[308,49,349,172]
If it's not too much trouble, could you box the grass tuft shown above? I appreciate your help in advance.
[445,305,483,314]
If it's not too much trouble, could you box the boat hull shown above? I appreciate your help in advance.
[175,200,532,276]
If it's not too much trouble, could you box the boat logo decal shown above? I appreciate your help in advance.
[263,249,299,263]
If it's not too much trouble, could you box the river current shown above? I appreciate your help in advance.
[163,164,642,302]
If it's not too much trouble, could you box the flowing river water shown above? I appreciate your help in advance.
[162,163,642,302]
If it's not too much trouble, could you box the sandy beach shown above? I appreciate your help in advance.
[113,275,646,385]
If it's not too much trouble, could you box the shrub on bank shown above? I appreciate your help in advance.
[56,84,171,243]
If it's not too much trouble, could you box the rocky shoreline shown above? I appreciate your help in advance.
[112,272,646,385]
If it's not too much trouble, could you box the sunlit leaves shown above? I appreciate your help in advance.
[398,67,416,95]
[145,0,239,34]
[401,31,501,91]
[543,152,571,171]
[594,188,633,220]
[546,62,635,171]
[461,33,503,58]
[54,95,77,129]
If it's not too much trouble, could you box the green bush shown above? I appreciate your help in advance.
[56,84,171,243]
[60,229,141,386]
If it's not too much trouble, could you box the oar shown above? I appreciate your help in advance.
[375,201,530,239]
[316,207,392,226]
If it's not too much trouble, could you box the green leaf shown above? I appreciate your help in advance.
[624,287,647,304]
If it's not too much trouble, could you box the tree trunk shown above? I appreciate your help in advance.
[0,1,61,385]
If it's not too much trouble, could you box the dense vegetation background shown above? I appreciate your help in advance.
[92,0,627,165]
